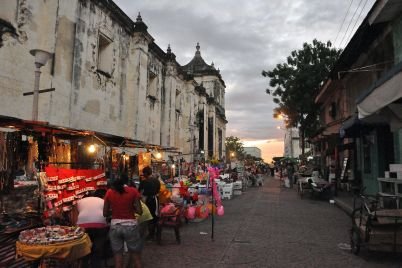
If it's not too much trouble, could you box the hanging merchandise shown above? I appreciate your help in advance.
[0,132,20,193]
[216,205,225,216]
[207,167,223,210]
[207,203,217,215]
[195,205,209,219]
[158,181,172,204]
[138,151,151,174]
[49,138,71,164]
[43,167,107,213]
[185,206,196,220]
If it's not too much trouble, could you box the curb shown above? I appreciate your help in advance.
[333,198,353,216]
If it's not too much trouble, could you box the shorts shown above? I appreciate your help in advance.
[109,224,143,253]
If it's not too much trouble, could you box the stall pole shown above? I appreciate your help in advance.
[210,172,214,241]
[178,156,181,181]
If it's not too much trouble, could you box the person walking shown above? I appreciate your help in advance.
[138,166,161,241]
[269,162,275,177]
[286,162,295,188]
[104,177,143,268]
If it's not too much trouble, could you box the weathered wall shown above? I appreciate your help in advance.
[194,75,226,158]
[0,0,227,159]
[70,1,133,136]
[160,63,178,147]
[0,0,63,121]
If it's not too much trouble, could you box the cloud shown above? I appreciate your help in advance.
[114,0,376,162]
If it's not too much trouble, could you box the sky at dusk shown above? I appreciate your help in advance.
[114,0,375,162]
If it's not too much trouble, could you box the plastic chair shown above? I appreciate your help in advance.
[156,205,183,244]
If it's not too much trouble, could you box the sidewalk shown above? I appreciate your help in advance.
[275,172,356,216]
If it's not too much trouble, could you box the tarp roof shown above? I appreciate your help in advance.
[0,115,179,152]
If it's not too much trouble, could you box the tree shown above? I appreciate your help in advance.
[262,39,341,154]
[225,136,245,161]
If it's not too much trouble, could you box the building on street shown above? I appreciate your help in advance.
[313,0,402,193]
[0,0,227,162]
[243,146,262,159]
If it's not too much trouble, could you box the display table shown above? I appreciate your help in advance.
[16,233,91,262]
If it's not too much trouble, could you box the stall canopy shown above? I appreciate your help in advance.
[357,62,402,119]
[0,115,179,152]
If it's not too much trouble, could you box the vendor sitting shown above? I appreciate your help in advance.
[307,177,332,198]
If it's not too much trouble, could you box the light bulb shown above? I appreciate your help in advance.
[88,144,96,153]
[156,152,162,159]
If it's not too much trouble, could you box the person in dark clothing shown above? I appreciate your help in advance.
[138,166,160,240]
[269,162,275,177]
[286,162,295,188]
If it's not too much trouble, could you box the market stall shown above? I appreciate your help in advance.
[0,115,180,266]
[0,119,98,263]
[0,116,110,266]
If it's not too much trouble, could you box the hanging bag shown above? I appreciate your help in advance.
[135,201,153,224]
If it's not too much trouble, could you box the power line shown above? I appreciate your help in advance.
[334,0,354,47]
[344,0,369,48]
[339,0,364,49]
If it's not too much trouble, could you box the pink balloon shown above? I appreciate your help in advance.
[217,205,224,216]
[201,206,209,218]
[186,206,195,220]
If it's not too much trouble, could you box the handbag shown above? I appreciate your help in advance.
[135,201,153,224]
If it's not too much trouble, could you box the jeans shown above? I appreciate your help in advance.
[109,224,143,253]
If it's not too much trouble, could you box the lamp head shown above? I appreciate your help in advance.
[30,49,52,67]
[88,144,96,153]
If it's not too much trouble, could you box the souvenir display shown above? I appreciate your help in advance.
[43,167,107,212]
[18,225,84,244]
[0,132,20,193]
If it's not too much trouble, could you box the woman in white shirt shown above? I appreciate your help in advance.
[74,189,108,267]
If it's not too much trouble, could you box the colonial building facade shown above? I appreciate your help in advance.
[0,0,227,162]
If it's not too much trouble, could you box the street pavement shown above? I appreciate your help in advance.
[140,175,402,268]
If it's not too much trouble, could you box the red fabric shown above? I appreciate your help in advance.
[44,167,105,215]
[45,166,58,177]
[104,186,140,220]
[76,169,88,190]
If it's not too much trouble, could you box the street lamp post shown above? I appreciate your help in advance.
[30,49,52,121]
[200,150,205,172]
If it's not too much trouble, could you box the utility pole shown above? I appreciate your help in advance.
[290,128,294,158]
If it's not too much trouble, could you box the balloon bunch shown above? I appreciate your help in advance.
[196,172,208,181]
[158,182,172,204]
[179,180,190,199]
[207,167,224,216]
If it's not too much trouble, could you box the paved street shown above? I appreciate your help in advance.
[141,176,402,268]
